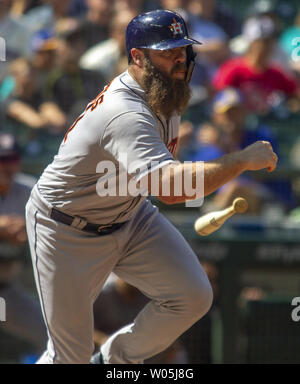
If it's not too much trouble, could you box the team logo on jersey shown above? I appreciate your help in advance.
[167,137,178,155]
[169,18,184,36]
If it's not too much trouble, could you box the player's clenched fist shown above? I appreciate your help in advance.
[241,141,278,173]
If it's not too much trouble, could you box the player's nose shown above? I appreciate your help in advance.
[174,47,187,64]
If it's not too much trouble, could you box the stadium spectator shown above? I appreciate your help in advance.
[0,58,66,132]
[13,0,86,19]
[246,0,283,33]
[187,9,228,67]
[213,16,300,116]
[184,88,294,212]
[30,29,59,77]
[159,0,182,12]
[0,0,32,64]
[43,26,105,123]
[210,89,278,154]
[187,0,241,39]
[0,133,47,356]
[114,0,144,14]
[230,0,291,73]
[93,274,188,364]
[10,0,43,18]
[280,8,300,77]
[67,0,87,18]
[77,0,113,50]
[79,10,136,82]
[245,0,296,34]
[29,31,68,132]
[22,0,78,35]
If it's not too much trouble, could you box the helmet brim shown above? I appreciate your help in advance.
[140,37,202,50]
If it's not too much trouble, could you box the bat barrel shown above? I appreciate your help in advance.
[233,198,248,214]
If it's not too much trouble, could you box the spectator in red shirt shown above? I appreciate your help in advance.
[213,16,300,115]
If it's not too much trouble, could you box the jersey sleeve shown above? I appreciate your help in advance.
[101,111,176,181]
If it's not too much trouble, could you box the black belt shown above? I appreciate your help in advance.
[50,208,125,236]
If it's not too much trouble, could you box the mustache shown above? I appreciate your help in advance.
[171,63,187,75]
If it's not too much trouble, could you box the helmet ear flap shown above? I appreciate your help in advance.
[180,16,197,82]
[185,45,196,83]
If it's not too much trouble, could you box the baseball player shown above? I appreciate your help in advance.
[25,10,278,364]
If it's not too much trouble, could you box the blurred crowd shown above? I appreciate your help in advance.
[1,0,300,363]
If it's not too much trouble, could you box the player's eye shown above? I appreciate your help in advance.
[161,48,185,58]
[161,49,173,58]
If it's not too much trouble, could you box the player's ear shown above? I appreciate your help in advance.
[131,48,144,68]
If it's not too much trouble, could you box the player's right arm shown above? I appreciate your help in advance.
[150,141,278,205]
[101,107,277,205]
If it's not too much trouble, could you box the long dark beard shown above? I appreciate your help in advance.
[142,55,191,120]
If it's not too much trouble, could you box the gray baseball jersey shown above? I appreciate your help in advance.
[25,68,213,364]
[38,70,179,224]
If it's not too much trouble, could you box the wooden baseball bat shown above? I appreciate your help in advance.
[194,197,248,236]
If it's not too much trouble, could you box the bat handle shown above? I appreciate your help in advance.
[219,206,235,222]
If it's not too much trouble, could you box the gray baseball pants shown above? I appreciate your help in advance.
[25,185,213,364]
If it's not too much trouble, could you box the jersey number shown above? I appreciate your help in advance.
[63,82,112,143]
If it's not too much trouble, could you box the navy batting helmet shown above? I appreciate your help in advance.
[126,10,202,80]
